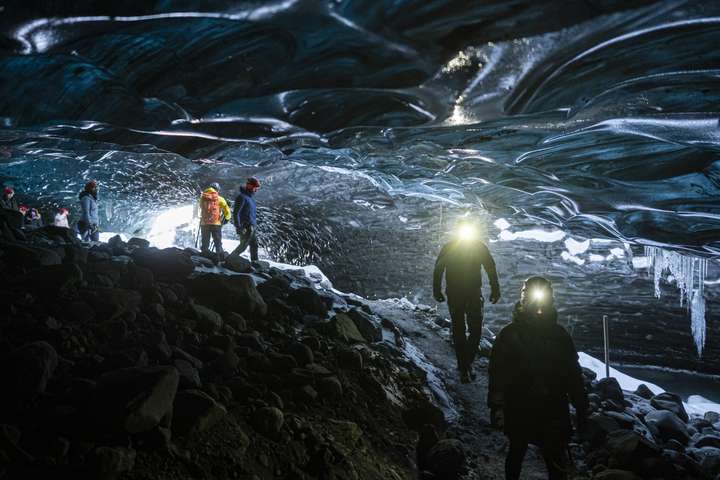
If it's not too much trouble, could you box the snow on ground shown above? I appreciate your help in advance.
[579,352,719,416]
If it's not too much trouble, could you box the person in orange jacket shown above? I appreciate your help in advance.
[198,182,231,264]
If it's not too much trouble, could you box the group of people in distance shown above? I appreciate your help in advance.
[433,222,586,480]
[197,176,261,265]
[1,186,69,231]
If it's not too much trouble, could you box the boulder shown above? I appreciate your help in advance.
[131,247,194,279]
[90,366,179,434]
[317,376,343,400]
[651,392,689,423]
[93,446,136,480]
[268,352,298,373]
[22,263,83,296]
[224,312,247,331]
[85,287,142,321]
[346,308,382,343]
[586,413,621,445]
[705,411,720,424]
[224,254,252,273]
[594,469,642,480]
[286,341,314,366]
[174,359,202,389]
[190,303,223,333]
[172,389,227,436]
[337,348,363,370]
[596,377,624,402]
[403,400,446,431]
[287,287,328,317]
[316,314,366,343]
[127,237,150,249]
[0,241,62,268]
[186,273,267,316]
[634,384,654,400]
[4,341,58,396]
[252,407,284,437]
[645,410,690,444]
[426,439,465,478]
[696,435,720,449]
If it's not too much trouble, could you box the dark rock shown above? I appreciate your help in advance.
[696,435,720,449]
[287,287,328,317]
[346,308,382,342]
[634,384,654,400]
[593,469,641,480]
[651,392,689,423]
[337,348,363,371]
[252,407,284,437]
[191,303,223,333]
[403,400,446,431]
[225,377,262,403]
[586,413,622,445]
[316,314,366,343]
[224,312,247,331]
[224,254,252,273]
[131,247,194,279]
[171,347,203,370]
[268,352,298,373]
[417,424,440,471]
[0,241,62,268]
[286,341,314,366]
[317,376,343,400]
[174,359,202,389]
[645,410,690,444]
[596,377,624,402]
[581,367,597,382]
[186,273,267,316]
[691,447,720,476]
[426,439,465,478]
[90,366,179,434]
[5,341,58,396]
[705,411,720,424]
[92,446,136,480]
[85,287,142,321]
[172,389,227,436]
[256,276,291,302]
[236,332,264,352]
[127,237,150,249]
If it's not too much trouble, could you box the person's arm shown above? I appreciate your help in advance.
[233,195,246,228]
[480,242,501,303]
[219,196,231,222]
[80,196,91,224]
[433,244,448,302]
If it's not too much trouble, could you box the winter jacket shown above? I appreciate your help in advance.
[0,195,18,211]
[199,188,231,226]
[54,213,69,228]
[233,187,257,227]
[433,239,499,298]
[487,303,587,443]
[79,190,99,226]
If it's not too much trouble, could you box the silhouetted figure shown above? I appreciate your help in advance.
[1,186,18,211]
[231,177,260,262]
[78,180,100,241]
[433,222,500,383]
[199,182,231,264]
[488,276,587,480]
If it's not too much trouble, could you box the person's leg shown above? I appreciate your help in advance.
[211,225,223,263]
[200,225,211,254]
[90,228,100,242]
[505,438,528,480]
[465,294,485,370]
[249,230,259,262]
[447,295,468,374]
[540,441,569,480]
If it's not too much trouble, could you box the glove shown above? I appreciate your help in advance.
[490,408,504,429]
[434,292,445,303]
[490,290,501,304]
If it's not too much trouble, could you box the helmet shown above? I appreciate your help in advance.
[209,182,221,192]
[4,186,14,196]
[520,276,554,309]
[246,177,260,188]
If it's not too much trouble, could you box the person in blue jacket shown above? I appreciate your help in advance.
[78,180,99,241]
[230,177,260,261]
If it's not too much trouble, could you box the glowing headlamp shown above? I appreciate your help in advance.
[531,288,546,303]
[457,223,478,242]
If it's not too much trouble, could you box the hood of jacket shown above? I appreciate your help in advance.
[239,186,254,197]
[79,190,97,201]
[202,187,219,199]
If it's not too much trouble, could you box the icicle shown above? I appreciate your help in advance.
[644,247,708,357]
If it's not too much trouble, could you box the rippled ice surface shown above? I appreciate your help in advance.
[0,0,718,370]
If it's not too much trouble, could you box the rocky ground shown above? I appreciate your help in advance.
[1,224,719,479]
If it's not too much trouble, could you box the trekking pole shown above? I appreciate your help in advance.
[603,315,610,378]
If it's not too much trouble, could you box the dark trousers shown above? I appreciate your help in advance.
[78,221,99,242]
[447,291,484,371]
[200,224,223,263]
[506,438,568,480]
[231,227,258,262]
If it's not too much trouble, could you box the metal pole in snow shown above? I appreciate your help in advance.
[603,315,610,378]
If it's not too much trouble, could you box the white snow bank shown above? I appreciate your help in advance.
[579,352,720,416]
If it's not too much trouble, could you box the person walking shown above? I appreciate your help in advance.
[78,180,100,241]
[198,182,231,264]
[433,221,500,383]
[230,177,260,262]
[1,187,18,211]
[487,276,588,480]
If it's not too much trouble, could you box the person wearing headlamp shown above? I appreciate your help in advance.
[487,276,588,480]
[433,220,501,384]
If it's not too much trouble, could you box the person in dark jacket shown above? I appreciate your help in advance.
[434,221,500,383]
[488,276,588,480]
[1,187,19,211]
[24,207,43,229]
[78,180,100,241]
[230,177,260,262]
